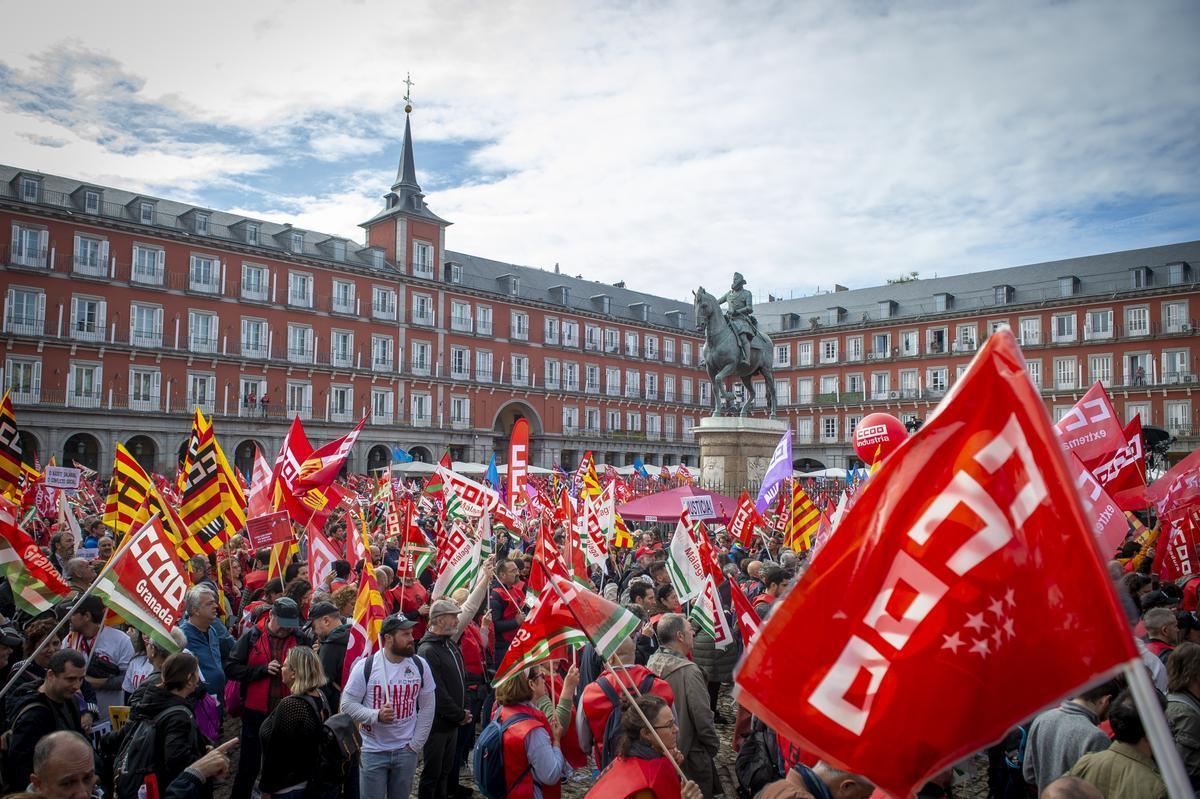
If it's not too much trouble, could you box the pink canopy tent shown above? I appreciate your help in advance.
[616,485,739,524]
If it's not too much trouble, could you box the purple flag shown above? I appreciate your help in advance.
[754,429,793,513]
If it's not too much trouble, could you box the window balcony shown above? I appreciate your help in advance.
[4,314,43,336]
[288,293,313,309]
[372,303,397,321]
[8,246,47,269]
[372,357,394,372]
[476,369,493,383]
[371,410,393,425]
[330,408,354,424]
[411,262,434,279]
[68,388,103,408]
[411,362,431,377]
[73,255,107,277]
[8,384,40,404]
[412,414,432,428]
[131,328,162,348]
[189,275,220,294]
[451,418,471,430]
[287,346,314,364]
[190,336,218,354]
[331,352,353,368]
[412,312,435,327]
[332,296,355,315]
[71,323,104,343]
[451,315,472,333]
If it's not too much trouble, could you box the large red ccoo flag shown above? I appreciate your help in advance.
[734,329,1136,798]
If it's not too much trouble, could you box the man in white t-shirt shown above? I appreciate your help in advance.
[64,595,134,724]
[341,614,436,799]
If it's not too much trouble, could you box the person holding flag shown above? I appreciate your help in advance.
[417,598,473,799]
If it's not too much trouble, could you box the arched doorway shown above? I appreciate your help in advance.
[125,435,158,474]
[794,457,825,473]
[16,431,39,467]
[177,438,190,467]
[409,446,432,463]
[367,445,390,473]
[492,401,542,465]
[234,439,263,479]
[62,433,101,473]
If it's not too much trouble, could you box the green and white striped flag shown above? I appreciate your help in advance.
[10,570,65,616]
[92,515,185,653]
[432,518,481,599]
[666,517,705,604]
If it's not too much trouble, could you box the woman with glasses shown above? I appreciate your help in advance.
[586,693,702,799]
[490,666,567,798]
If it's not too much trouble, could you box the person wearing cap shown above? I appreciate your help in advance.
[224,596,312,799]
[341,614,435,799]
[309,600,351,706]
[417,598,472,799]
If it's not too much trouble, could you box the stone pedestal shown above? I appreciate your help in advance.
[695,417,789,495]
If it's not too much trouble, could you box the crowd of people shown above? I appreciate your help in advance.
[0,490,1191,799]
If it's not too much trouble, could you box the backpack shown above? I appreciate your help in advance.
[735,716,784,799]
[0,699,50,790]
[297,694,361,790]
[597,673,658,770]
[472,712,533,799]
[112,705,193,799]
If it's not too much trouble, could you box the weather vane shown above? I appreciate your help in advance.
[403,72,415,114]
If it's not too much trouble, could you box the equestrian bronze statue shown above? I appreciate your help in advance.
[693,273,777,417]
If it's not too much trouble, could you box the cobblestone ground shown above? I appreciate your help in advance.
[212,689,992,799]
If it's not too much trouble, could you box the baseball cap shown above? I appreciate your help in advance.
[1141,590,1176,611]
[0,628,22,649]
[271,597,301,628]
[1178,612,1200,634]
[428,598,462,619]
[308,601,340,620]
[380,615,418,636]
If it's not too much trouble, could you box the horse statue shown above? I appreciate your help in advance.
[693,286,777,417]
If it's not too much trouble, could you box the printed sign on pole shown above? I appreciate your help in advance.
[44,466,81,490]
[682,495,716,521]
[246,511,294,549]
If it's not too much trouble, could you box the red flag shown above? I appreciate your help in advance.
[729,490,764,547]
[271,418,313,513]
[248,445,273,518]
[1110,416,1148,511]
[728,574,761,648]
[0,496,71,595]
[295,417,367,490]
[735,329,1136,798]
[506,418,530,510]
[1155,507,1200,582]
[1065,450,1129,557]
[307,522,339,588]
[1055,382,1142,498]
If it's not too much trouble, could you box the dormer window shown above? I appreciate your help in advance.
[992,286,1013,305]
[139,201,155,224]
[371,249,384,268]
[827,306,847,325]
[593,295,611,314]
[291,232,304,254]
[935,292,955,311]
[83,191,100,215]
[1167,262,1190,286]
[878,300,897,319]
[195,213,209,235]
[332,240,346,261]
[1059,276,1079,297]
[448,263,462,284]
[509,277,519,296]
[20,177,39,203]
[1132,267,1153,289]
[629,302,649,322]
[246,223,259,245]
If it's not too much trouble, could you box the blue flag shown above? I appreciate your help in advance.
[391,446,414,463]
[754,430,793,513]
[485,454,501,492]
[633,457,651,479]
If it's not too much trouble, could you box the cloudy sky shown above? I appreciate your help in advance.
[2,0,1197,301]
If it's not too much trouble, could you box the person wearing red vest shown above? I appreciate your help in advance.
[580,637,675,766]
[489,559,526,668]
[224,597,312,799]
[752,565,786,618]
[587,693,702,799]
[493,666,566,799]
[391,575,430,641]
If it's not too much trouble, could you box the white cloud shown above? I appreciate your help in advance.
[1,0,1197,299]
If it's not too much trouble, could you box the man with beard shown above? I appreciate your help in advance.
[341,615,436,799]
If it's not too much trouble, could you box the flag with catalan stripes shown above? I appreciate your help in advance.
[213,435,246,534]
[180,411,224,531]
[0,391,24,500]
[785,481,821,552]
[576,450,602,499]
[102,443,152,538]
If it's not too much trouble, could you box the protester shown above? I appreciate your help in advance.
[124,651,209,795]
[491,666,567,798]
[1040,775,1106,799]
[1165,641,1200,787]
[259,646,334,799]
[4,649,86,792]
[648,613,720,798]
[4,617,61,723]
[586,693,702,799]
[417,598,471,799]
[342,615,436,799]
[579,635,674,766]
[309,600,350,704]
[755,761,875,799]
[225,596,312,799]
[1022,675,1124,793]
[64,594,134,722]
[1144,607,1179,663]
[64,558,95,594]
[1067,688,1168,799]
[489,559,525,668]
[180,585,235,711]
[27,730,98,799]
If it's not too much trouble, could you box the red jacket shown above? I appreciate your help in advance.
[237,616,305,714]
[586,751,682,799]
[459,621,485,680]
[581,666,675,764]
[498,704,561,799]
[390,581,428,641]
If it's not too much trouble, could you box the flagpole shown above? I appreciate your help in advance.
[0,514,158,703]
[546,578,688,783]
[1124,661,1192,797]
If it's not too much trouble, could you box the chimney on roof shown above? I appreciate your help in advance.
[614,280,626,288]
[834,284,848,292]
[554,262,559,274]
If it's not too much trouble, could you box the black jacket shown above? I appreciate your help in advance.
[417,632,468,732]
[5,684,83,790]
[318,622,351,698]
[128,686,207,794]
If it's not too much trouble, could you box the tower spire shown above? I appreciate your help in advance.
[394,73,420,192]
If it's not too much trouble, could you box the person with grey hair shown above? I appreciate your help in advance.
[64,557,95,593]
[755,760,875,799]
[1145,607,1180,663]
[29,730,99,799]
[648,613,720,798]
[180,583,235,713]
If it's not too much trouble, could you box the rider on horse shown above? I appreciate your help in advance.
[717,272,758,370]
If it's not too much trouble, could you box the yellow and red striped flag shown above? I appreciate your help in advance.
[0,392,23,500]
[102,444,152,538]
[785,481,821,552]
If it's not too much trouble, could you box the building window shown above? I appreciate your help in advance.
[129,303,163,348]
[681,341,693,367]
[820,339,838,363]
[287,381,312,419]
[926,328,947,354]
[644,372,657,399]
[68,363,102,407]
[1083,309,1113,341]
[410,393,432,426]
[562,320,579,347]
[645,335,659,360]
[286,323,313,363]
[607,409,621,432]
[544,316,559,345]
[1163,349,1190,383]
[626,411,642,432]
[132,246,165,284]
[188,255,220,293]
[1125,306,1149,337]
[290,232,304,254]
[6,288,44,336]
[585,325,601,351]
[899,331,918,356]
[871,372,891,400]
[476,305,493,335]
[774,379,791,405]
[510,355,529,386]
[955,324,977,351]
[476,350,493,382]
[410,341,431,375]
[1019,317,1042,346]
[1132,267,1153,289]
[412,293,434,326]
[412,242,434,278]
[332,280,355,314]
[564,363,580,392]
[774,344,791,367]
[1165,401,1191,434]
[83,190,100,214]
[1054,357,1078,390]
[237,317,267,359]
[451,301,472,332]
[451,396,471,427]
[1026,360,1042,389]
[927,367,948,394]
[625,370,641,398]
[1059,276,1078,297]
[663,338,675,362]
[246,223,259,245]
[330,329,353,367]
[71,296,106,342]
[871,333,890,357]
[605,328,619,354]
[796,341,812,366]
[606,367,621,396]
[20,178,39,203]
[1089,354,1113,387]
[586,408,601,433]
[129,368,160,412]
[331,240,346,261]
[71,235,107,277]
[1164,301,1189,333]
[11,224,48,268]
[371,389,394,424]
[139,202,156,224]
[821,417,838,442]
[625,331,639,357]
[846,336,863,362]
[329,385,354,422]
[5,357,41,403]
[681,377,694,404]
[447,263,463,283]
[699,381,711,405]
[562,406,579,433]
[451,347,470,379]
[187,372,216,413]
[287,272,313,307]
[194,213,209,235]
[586,365,601,393]
[372,287,397,320]
[544,359,560,389]
[511,312,529,341]
[241,263,268,301]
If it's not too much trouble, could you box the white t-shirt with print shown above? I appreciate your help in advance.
[122,654,156,694]
[342,651,436,752]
